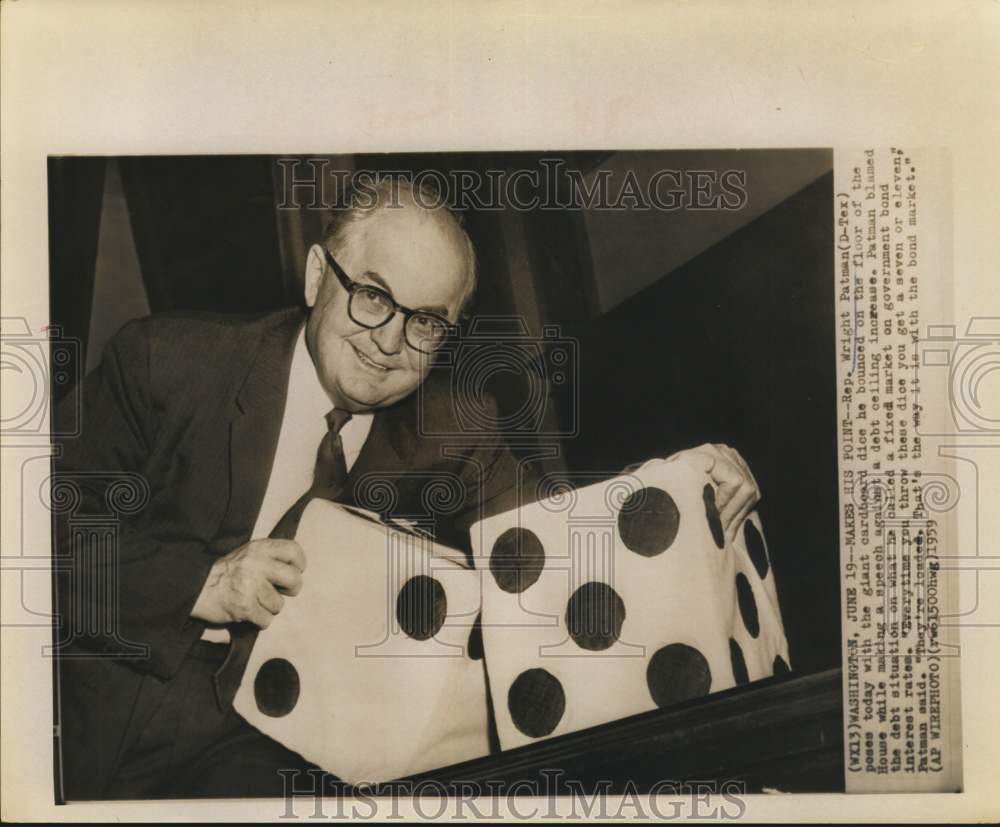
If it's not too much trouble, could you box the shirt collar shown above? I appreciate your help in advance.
[291,325,374,437]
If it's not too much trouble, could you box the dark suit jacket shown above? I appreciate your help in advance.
[53,307,528,799]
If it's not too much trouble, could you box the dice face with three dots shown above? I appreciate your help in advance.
[470,457,791,750]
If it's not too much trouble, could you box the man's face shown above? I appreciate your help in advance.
[304,204,469,413]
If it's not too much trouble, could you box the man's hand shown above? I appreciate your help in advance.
[190,539,306,629]
[668,442,760,543]
[663,443,761,544]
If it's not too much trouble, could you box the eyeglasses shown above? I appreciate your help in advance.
[323,248,457,354]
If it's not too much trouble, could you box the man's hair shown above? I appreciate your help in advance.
[322,176,478,319]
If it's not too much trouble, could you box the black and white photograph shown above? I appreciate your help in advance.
[47,151,838,801]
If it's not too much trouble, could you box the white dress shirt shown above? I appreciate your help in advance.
[201,326,373,642]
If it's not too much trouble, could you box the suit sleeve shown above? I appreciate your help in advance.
[53,319,215,681]
[451,440,540,539]
[441,380,543,541]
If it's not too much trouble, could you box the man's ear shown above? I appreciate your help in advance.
[303,244,327,308]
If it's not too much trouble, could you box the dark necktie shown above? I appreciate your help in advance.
[270,408,353,539]
[213,408,353,710]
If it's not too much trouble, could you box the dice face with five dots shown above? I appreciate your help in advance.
[470,457,791,750]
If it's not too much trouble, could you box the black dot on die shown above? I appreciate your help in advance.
[646,644,712,708]
[743,520,769,578]
[254,658,300,717]
[396,575,446,641]
[566,581,626,651]
[618,487,681,557]
[735,573,760,638]
[773,655,791,675]
[730,638,749,685]
[467,613,484,660]
[703,484,725,549]
[489,527,545,593]
[508,668,565,738]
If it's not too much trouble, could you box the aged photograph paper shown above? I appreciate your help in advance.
[41,150,840,802]
[834,148,963,792]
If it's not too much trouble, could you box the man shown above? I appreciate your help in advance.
[53,179,760,800]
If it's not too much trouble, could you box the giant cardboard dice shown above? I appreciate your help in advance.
[233,500,489,785]
[469,456,791,750]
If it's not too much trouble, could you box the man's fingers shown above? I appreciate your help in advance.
[257,583,285,615]
[722,487,757,543]
[718,444,760,498]
[667,444,740,510]
[704,444,760,515]
[247,584,282,628]
[707,455,743,511]
[716,444,745,477]
[728,495,757,543]
[266,560,304,596]
[719,475,753,525]
[250,604,274,629]
[650,444,760,539]
[265,540,307,572]
[670,445,716,474]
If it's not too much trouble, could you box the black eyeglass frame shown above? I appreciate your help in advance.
[323,248,458,354]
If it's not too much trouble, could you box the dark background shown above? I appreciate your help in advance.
[48,150,839,675]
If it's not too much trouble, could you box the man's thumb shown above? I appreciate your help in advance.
[669,449,715,475]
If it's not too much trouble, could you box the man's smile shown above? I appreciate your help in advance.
[350,342,394,374]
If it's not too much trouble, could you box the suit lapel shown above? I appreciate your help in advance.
[209,309,304,554]
[210,307,435,545]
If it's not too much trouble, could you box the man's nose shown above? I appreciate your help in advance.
[370,313,406,356]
